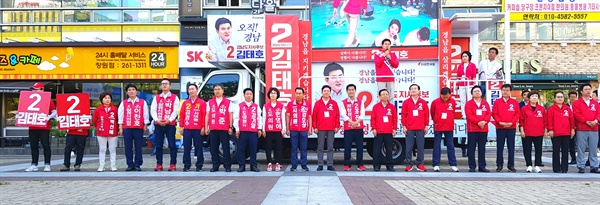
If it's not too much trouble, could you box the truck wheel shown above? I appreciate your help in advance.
[366,138,406,165]
[218,134,239,164]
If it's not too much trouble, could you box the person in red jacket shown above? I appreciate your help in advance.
[401,84,429,172]
[93,92,118,172]
[371,89,398,171]
[547,91,575,173]
[573,84,600,173]
[465,85,491,172]
[24,82,56,172]
[492,84,520,173]
[60,128,89,171]
[150,78,181,171]
[374,39,399,102]
[519,90,547,173]
[341,84,367,171]
[430,87,458,172]
[286,87,313,172]
[179,84,207,172]
[118,84,150,172]
[234,88,263,172]
[205,84,234,172]
[456,51,477,119]
[262,88,286,172]
[332,0,367,47]
[313,85,341,171]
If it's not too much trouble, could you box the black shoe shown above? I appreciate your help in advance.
[553,171,561,173]
[290,165,297,171]
[386,167,395,172]
[327,166,335,171]
[301,165,309,171]
[135,166,142,171]
[196,167,202,172]
[183,167,190,172]
[210,167,219,172]
[126,166,134,171]
[60,165,70,172]
[225,167,231,172]
[374,165,381,171]
[568,160,577,164]
[562,171,568,173]
[507,166,517,172]
[478,168,490,173]
[74,165,81,171]
[539,163,545,167]
[591,168,599,173]
[469,169,476,172]
[237,167,246,172]
[251,166,260,172]
[578,168,585,173]
[496,166,503,172]
[317,166,323,171]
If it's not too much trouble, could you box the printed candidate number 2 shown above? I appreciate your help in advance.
[67,96,81,114]
[27,93,42,111]
[226,46,235,59]
[271,23,292,46]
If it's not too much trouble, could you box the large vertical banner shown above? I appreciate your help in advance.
[438,18,452,92]
[266,15,300,105]
[299,21,312,102]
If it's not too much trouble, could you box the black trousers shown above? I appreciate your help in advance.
[373,134,393,168]
[569,132,577,162]
[209,130,231,169]
[29,130,51,165]
[522,137,543,167]
[265,131,283,164]
[552,136,570,173]
[64,135,86,167]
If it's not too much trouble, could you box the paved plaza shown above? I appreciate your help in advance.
[1,149,599,205]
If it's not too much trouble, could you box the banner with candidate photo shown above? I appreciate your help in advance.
[207,15,266,62]
[310,0,439,49]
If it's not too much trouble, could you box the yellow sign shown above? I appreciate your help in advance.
[0,46,178,80]
[509,12,600,21]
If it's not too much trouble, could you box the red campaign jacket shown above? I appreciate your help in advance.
[68,128,89,136]
[465,99,492,133]
[401,97,429,130]
[371,102,398,134]
[456,62,478,86]
[312,98,340,130]
[519,104,547,137]
[430,97,455,131]
[374,49,399,82]
[492,98,520,129]
[572,97,600,131]
[332,0,367,15]
[179,97,206,130]
[93,105,118,137]
[547,103,575,137]
[30,101,56,130]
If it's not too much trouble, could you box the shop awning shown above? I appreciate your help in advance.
[0,81,51,93]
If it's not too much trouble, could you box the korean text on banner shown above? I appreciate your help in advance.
[439,19,452,91]
[266,15,300,105]
[16,91,51,127]
[56,93,91,130]
[503,0,600,21]
[299,21,313,102]
[207,15,266,62]
[487,81,504,109]
[309,0,439,48]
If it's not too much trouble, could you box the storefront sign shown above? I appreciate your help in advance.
[0,46,178,80]
[480,56,543,74]
[513,83,582,90]
[15,91,51,127]
[207,15,265,62]
[56,93,91,130]
[179,45,216,68]
[504,0,600,21]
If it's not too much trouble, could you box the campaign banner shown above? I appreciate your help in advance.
[179,45,217,68]
[15,91,52,127]
[504,0,600,21]
[311,47,438,62]
[310,0,439,48]
[56,93,91,130]
[450,37,471,119]
[207,15,266,62]
[299,21,313,102]
[265,15,300,105]
[438,18,451,91]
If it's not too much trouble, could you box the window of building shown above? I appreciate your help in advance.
[203,9,228,17]
[219,0,227,6]
[230,10,252,15]
[2,93,19,127]
[198,74,240,102]
[278,10,302,19]
[94,10,122,22]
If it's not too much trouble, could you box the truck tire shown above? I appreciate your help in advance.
[366,138,406,165]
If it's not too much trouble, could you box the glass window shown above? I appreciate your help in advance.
[241,0,250,5]
[81,83,122,107]
[219,0,227,6]
[470,8,498,13]
[64,10,92,23]
[536,23,553,40]
[553,22,587,40]
[280,0,308,6]
[278,10,302,19]
[124,10,150,22]
[94,10,122,22]
[3,93,19,126]
[32,10,61,23]
[2,11,30,23]
[230,10,252,15]
[198,74,240,102]
[479,23,497,41]
[442,8,468,18]
[203,10,227,18]
[205,0,217,6]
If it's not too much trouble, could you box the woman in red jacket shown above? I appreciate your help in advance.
[371,89,398,172]
[547,91,575,173]
[465,85,491,172]
[456,51,478,157]
[519,91,547,173]
[93,92,119,172]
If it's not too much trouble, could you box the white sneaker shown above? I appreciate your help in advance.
[451,166,459,172]
[534,166,542,173]
[25,165,38,172]
[526,166,533,173]
[433,166,440,172]
[267,163,273,172]
[44,165,51,172]
[97,167,105,172]
[110,164,117,172]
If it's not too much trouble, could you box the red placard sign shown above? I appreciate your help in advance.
[16,91,52,127]
[266,15,300,105]
[56,93,91,130]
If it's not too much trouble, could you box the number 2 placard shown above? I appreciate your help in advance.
[16,91,52,127]
[56,93,91,130]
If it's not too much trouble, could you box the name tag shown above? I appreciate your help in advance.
[441,113,447,119]
[383,116,389,123]
[476,109,483,116]
[324,111,330,118]
[412,110,419,117]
